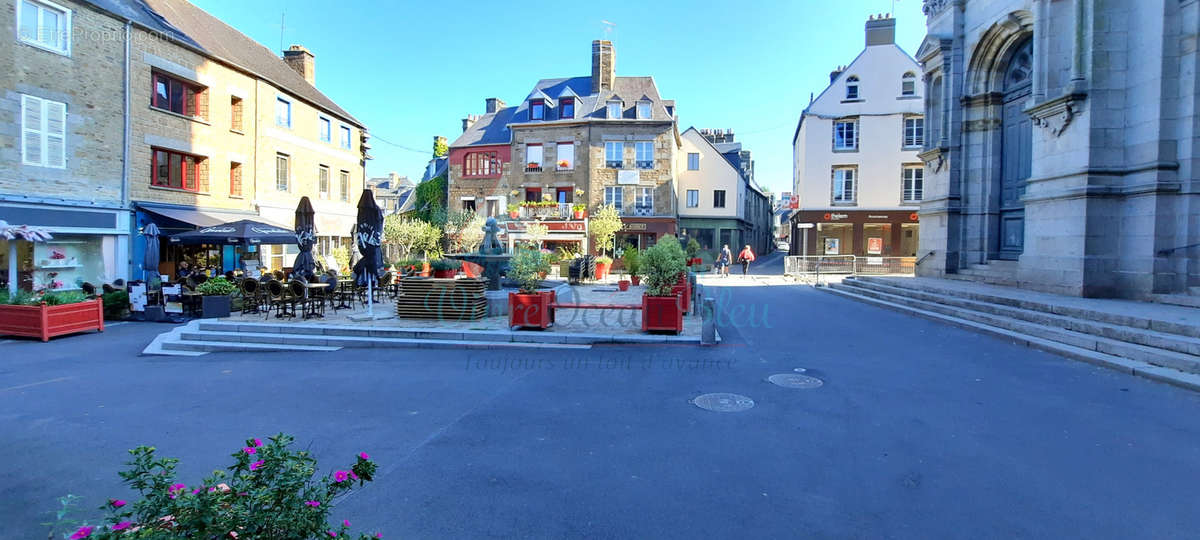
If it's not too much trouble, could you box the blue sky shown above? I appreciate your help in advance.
[193,0,927,195]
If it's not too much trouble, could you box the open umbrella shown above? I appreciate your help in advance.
[292,197,317,280]
[352,190,384,316]
[143,223,161,283]
[169,219,296,245]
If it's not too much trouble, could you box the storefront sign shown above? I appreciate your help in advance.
[867,237,883,254]
[506,222,585,232]
[622,223,648,231]
[824,238,839,255]
[822,213,850,221]
[867,215,889,220]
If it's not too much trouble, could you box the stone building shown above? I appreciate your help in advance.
[366,171,414,215]
[1,0,132,291]
[790,15,926,258]
[917,0,1200,300]
[677,127,773,257]
[447,40,680,254]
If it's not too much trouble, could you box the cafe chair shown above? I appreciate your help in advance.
[240,278,262,314]
[265,279,293,319]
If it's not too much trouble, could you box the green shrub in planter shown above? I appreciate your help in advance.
[509,247,550,294]
[430,259,459,272]
[196,277,236,296]
[42,291,89,305]
[2,290,40,306]
[622,246,642,278]
[642,236,686,296]
[101,290,130,320]
[196,277,235,318]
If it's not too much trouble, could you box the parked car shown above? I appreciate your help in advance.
[776,241,790,252]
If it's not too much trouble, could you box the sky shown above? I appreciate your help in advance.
[193,0,928,196]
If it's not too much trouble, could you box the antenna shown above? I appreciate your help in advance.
[601,19,615,41]
[279,11,286,52]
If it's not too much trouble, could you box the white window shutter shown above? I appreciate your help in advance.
[44,100,66,168]
[21,95,43,166]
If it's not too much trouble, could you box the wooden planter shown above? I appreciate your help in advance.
[0,298,104,342]
[201,295,231,318]
[671,273,691,314]
[642,295,682,334]
[509,290,555,329]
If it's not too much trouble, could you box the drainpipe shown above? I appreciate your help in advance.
[123,20,132,280]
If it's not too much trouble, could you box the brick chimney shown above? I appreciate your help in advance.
[283,45,315,85]
[591,40,615,93]
[462,114,480,132]
[485,97,506,113]
[865,14,896,47]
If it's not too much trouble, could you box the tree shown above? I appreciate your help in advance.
[384,216,431,259]
[589,204,623,257]
[433,137,449,158]
[458,214,486,253]
[525,221,548,250]
[442,211,477,253]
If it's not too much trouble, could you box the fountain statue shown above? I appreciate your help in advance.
[444,217,511,291]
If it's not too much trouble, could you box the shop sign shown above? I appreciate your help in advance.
[622,223,648,231]
[867,215,889,219]
[824,238,839,255]
[822,213,849,221]
[867,237,883,254]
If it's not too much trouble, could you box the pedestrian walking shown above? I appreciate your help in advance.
[720,245,733,277]
[738,245,756,275]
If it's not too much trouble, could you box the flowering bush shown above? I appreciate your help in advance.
[52,434,382,539]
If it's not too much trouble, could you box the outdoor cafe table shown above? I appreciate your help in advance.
[304,282,329,319]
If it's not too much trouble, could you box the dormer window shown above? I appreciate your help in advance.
[607,100,622,119]
[530,99,545,120]
[902,72,916,96]
[636,100,651,119]
[845,76,860,100]
[560,98,574,119]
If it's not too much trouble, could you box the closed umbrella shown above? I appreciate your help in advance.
[292,197,317,280]
[352,190,384,316]
[143,223,161,284]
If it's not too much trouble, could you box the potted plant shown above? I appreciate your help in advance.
[508,248,554,330]
[0,290,104,341]
[196,276,235,318]
[623,246,642,286]
[640,237,686,334]
[594,256,613,281]
[431,259,459,279]
[571,204,587,220]
[685,238,703,267]
[507,203,520,219]
[557,159,570,170]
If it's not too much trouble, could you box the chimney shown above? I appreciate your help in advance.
[865,14,896,47]
[462,114,480,132]
[591,40,615,93]
[282,44,315,85]
[485,97,506,113]
[830,65,844,84]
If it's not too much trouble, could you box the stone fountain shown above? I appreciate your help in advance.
[444,217,511,291]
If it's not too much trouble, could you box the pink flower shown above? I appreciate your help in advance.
[343,520,351,527]
[252,438,262,447]
[112,522,132,531]
[69,526,93,539]
[350,471,359,480]
[359,452,369,460]
[334,470,349,483]
[249,459,264,471]
[168,483,185,499]
[305,500,321,507]
[243,447,256,455]
[327,531,336,538]
[192,487,204,495]
[216,483,230,492]
[375,534,382,539]
[228,532,238,539]
[110,499,126,508]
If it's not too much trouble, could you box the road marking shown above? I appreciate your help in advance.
[0,376,74,393]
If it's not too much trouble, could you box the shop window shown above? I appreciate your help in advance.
[817,223,853,255]
[863,223,892,255]
[151,148,205,192]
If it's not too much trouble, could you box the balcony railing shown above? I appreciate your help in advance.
[525,164,543,173]
[606,160,623,169]
[519,202,573,220]
[619,204,657,217]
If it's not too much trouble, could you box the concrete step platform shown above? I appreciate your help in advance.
[179,330,591,351]
[161,339,341,354]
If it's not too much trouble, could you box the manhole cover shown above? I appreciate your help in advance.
[692,393,755,412]
[768,373,824,389]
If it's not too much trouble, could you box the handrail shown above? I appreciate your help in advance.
[1157,243,1200,257]
[916,250,935,266]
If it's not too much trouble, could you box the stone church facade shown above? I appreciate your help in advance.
[916,0,1200,299]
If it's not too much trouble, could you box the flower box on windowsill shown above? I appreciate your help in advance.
[0,298,104,342]
[525,163,542,172]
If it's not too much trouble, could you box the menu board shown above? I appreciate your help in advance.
[130,284,147,312]
[163,284,183,314]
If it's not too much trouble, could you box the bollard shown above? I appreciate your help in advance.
[701,297,717,345]
[693,283,703,317]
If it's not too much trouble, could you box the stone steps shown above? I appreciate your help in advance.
[820,277,1200,391]
[178,330,591,351]
[161,339,341,354]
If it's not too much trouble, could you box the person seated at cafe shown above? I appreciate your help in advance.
[177,261,192,280]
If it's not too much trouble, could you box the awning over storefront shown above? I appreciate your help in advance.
[140,206,276,229]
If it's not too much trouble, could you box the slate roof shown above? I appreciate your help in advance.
[85,0,362,127]
[451,75,673,148]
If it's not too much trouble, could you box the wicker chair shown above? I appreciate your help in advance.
[240,278,262,314]
[288,280,322,319]
[265,279,292,319]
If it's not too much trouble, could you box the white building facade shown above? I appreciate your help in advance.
[790,16,926,258]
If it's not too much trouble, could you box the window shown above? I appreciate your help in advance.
[462,199,476,212]
[275,153,289,191]
[18,0,70,55]
[556,142,574,170]
[151,148,205,192]
[635,141,653,169]
[687,152,700,170]
[713,190,726,208]
[525,144,543,171]
[686,189,699,208]
[274,97,291,127]
[230,97,243,132]
[152,72,205,118]
[929,76,943,146]
[318,165,330,199]
[636,100,651,119]
[605,141,624,168]
[556,187,572,203]
[229,162,242,196]
[636,187,653,210]
[903,166,924,203]
[904,117,924,148]
[845,76,859,100]
[560,98,574,119]
[604,186,623,210]
[834,119,857,150]
[464,151,498,177]
[319,116,331,143]
[902,72,916,96]
[339,171,349,201]
[20,94,65,168]
[525,188,542,202]
[607,100,622,119]
[833,168,856,203]
[530,100,545,120]
[339,126,351,149]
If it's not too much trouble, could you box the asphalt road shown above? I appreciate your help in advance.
[3,252,1199,539]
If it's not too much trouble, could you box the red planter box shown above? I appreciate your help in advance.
[0,298,104,342]
[642,295,682,334]
[594,261,611,281]
[631,275,641,286]
[671,273,691,314]
[617,279,631,292]
[509,290,555,329]
[433,269,457,279]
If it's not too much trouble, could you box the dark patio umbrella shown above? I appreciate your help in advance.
[169,219,296,245]
[292,197,317,280]
[142,223,160,282]
[352,190,384,287]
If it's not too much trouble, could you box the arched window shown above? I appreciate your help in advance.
[928,76,942,146]
[845,76,860,100]
[902,72,916,96]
